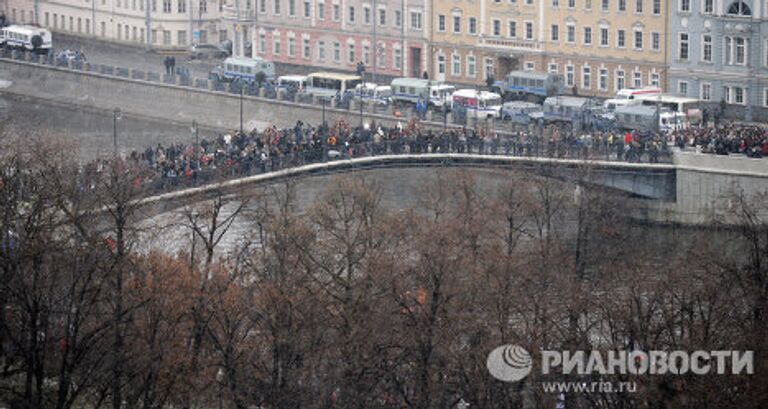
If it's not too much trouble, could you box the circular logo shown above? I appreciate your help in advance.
[487,344,533,382]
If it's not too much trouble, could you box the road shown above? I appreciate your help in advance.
[53,33,316,80]
[0,93,224,161]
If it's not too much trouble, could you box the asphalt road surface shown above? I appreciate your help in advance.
[53,33,316,80]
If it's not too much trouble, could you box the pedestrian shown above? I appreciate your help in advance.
[170,56,176,75]
[163,56,171,75]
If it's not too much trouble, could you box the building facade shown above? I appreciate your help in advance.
[248,0,429,79]
[540,0,669,97]
[668,0,768,120]
[3,0,225,49]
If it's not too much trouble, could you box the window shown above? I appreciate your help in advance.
[395,10,402,27]
[652,32,660,50]
[101,22,106,37]
[726,1,751,15]
[568,0,576,7]
[438,55,445,74]
[410,11,422,29]
[602,0,609,10]
[469,17,477,34]
[634,29,642,49]
[566,65,575,86]
[379,8,386,25]
[635,0,642,12]
[273,33,281,55]
[363,44,369,65]
[493,19,501,36]
[117,23,122,39]
[551,24,559,41]
[467,55,476,77]
[333,4,340,21]
[317,2,324,19]
[289,0,295,15]
[318,41,326,60]
[680,0,690,11]
[679,33,689,60]
[364,6,370,23]
[178,0,185,13]
[600,27,609,46]
[549,63,558,73]
[525,22,533,40]
[348,43,355,63]
[162,0,171,13]
[701,83,711,101]
[618,0,626,11]
[394,47,402,69]
[348,5,355,22]
[258,33,266,53]
[163,30,171,45]
[724,86,731,103]
[453,15,460,33]
[274,0,280,14]
[44,12,49,26]
[615,69,625,90]
[438,15,446,31]
[303,38,310,58]
[259,0,266,12]
[734,37,747,65]
[653,0,661,13]
[567,24,575,43]
[617,29,625,48]
[582,66,591,89]
[734,86,744,104]
[703,0,713,12]
[633,70,642,87]
[288,37,295,57]
[303,1,310,17]
[199,0,207,12]
[584,27,592,45]
[508,20,516,37]
[452,54,461,76]
[553,0,559,6]
[702,35,712,62]
[599,68,608,90]
[678,81,688,95]
[525,61,535,70]
[650,72,659,86]
[333,42,340,61]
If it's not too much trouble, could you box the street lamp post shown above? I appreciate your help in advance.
[322,97,327,127]
[239,84,244,134]
[112,108,121,157]
[191,120,199,170]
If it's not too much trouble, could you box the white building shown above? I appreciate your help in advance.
[3,0,226,49]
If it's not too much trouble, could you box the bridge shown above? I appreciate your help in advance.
[130,151,768,225]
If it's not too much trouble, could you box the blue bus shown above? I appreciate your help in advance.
[494,71,564,103]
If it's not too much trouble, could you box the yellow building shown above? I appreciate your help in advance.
[429,0,486,85]
[541,0,668,96]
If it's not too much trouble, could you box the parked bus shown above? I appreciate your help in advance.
[353,82,393,105]
[635,94,702,124]
[615,104,689,133]
[305,72,362,98]
[390,78,455,108]
[0,25,52,53]
[451,89,503,119]
[276,75,308,91]
[494,71,564,102]
[209,56,275,83]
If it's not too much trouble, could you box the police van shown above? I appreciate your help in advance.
[0,25,52,53]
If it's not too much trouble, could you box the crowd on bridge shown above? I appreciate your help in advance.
[672,124,768,158]
[106,118,670,191]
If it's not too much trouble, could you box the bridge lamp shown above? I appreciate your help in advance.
[112,108,122,158]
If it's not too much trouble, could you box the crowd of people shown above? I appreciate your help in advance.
[673,124,768,158]
[103,119,671,193]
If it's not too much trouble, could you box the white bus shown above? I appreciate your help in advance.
[209,56,276,83]
[305,72,362,98]
[635,94,702,124]
[276,75,308,91]
[353,82,392,105]
[0,25,52,52]
[451,89,503,119]
[603,86,662,111]
[390,78,455,108]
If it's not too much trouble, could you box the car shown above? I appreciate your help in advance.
[189,43,228,60]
